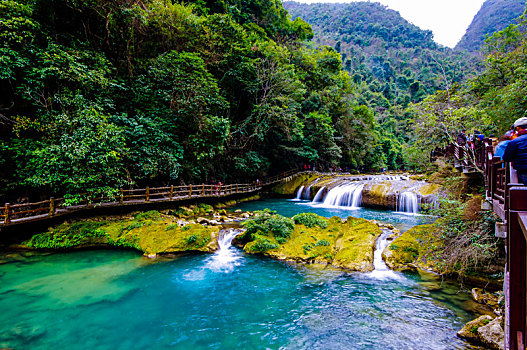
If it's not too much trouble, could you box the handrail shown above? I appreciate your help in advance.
[0,169,304,226]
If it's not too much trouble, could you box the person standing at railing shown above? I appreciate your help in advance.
[494,131,514,160]
[503,117,527,184]
[456,130,467,146]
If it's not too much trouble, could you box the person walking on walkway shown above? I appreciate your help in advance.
[503,117,527,184]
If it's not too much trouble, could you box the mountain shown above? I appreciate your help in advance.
[284,1,481,142]
[455,0,525,52]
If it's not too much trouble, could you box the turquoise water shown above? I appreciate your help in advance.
[0,249,481,349]
[232,198,437,232]
[0,199,482,349]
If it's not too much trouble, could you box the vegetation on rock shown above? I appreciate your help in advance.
[242,211,380,272]
[384,172,504,283]
[26,210,219,255]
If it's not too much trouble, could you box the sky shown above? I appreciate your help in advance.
[292,0,487,48]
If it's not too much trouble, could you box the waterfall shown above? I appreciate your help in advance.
[321,183,365,208]
[295,186,305,200]
[397,191,420,214]
[312,186,326,202]
[304,185,311,200]
[205,229,244,273]
[368,230,400,280]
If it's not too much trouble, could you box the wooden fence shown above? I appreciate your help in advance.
[0,169,300,227]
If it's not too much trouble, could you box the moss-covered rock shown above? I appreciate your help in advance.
[272,174,322,195]
[418,183,441,196]
[25,211,219,255]
[242,214,381,272]
[457,315,494,344]
[382,223,443,272]
[457,315,504,350]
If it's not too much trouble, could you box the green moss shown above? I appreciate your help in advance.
[243,214,381,272]
[134,210,162,221]
[26,221,108,249]
[383,224,442,271]
[418,183,441,196]
[26,214,218,255]
[271,174,322,195]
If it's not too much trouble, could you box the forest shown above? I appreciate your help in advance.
[0,0,402,202]
[1,0,526,202]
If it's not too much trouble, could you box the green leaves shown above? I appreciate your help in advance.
[23,108,128,194]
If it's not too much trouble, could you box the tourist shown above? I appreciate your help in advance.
[494,131,513,160]
[503,117,527,184]
[456,130,467,146]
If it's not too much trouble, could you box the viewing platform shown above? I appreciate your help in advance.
[434,139,527,350]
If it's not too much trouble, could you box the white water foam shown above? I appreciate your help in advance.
[397,191,420,214]
[293,186,305,201]
[183,229,244,280]
[205,229,244,273]
[312,186,326,202]
[319,183,365,209]
[368,230,401,280]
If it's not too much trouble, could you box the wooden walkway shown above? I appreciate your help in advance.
[436,140,527,350]
[0,169,301,228]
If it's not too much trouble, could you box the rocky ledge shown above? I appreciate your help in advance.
[19,204,256,257]
[237,212,382,272]
[457,288,505,350]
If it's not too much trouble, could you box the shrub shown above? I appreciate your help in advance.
[185,234,197,244]
[248,236,279,252]
[292,213,328,229]
[315,239,330,246]
[266,215,295,239]
[242,210,294,241]
[134,211,161,221]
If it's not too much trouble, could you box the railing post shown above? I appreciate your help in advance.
[4,203,10,224]
[49,197,55,216]
[169,185,173,200]
[219,184,222,195]
[146,187,150,202]
[202,184,205,196]
[507,186,527,350]
[120,189,124,204]
[189,184,192,198]
[236,184,239,193]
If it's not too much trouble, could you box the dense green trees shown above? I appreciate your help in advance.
[409,10,527,169]
[0,0,394,200]
[284,1,483,170]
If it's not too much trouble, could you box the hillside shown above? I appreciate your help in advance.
[456,0,525,52]
[284,1,482,142]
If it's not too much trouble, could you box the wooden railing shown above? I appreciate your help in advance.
[434,138,527,350]
[0,169,303,227]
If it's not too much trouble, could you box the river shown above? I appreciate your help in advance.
[0,199,484,349]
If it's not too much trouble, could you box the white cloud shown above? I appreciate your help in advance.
[289,0,486,47]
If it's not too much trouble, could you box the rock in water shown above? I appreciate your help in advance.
[478,317,504,350]
[457,315,504,350]
[457,315,493,343]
